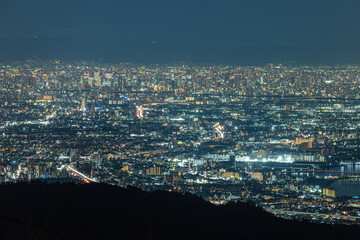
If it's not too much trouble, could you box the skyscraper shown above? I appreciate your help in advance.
[94,72,101,87]
[81,96,86,110]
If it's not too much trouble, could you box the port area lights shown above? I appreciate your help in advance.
[237,155,294,163]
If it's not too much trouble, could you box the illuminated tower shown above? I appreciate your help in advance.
[81,96,86,110]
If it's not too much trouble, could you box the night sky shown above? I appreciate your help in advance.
[1,0,360,64]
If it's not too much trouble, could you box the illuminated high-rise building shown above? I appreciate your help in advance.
[88,77,93,86]
[259,77,264,85]
[146,167,161,176]
[94,72,101,87]
[81,96,86,110]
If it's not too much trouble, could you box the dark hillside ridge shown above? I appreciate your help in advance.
[0,182,358,240]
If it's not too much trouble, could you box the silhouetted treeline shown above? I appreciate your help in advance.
[0,182,358,239]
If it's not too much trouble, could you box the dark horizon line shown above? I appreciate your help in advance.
[2,38,360,66]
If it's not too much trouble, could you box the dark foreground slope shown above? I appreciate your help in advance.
[0,183,358,240]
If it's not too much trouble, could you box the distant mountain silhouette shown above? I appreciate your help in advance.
[0,182,358,239]
[2,37,360,65]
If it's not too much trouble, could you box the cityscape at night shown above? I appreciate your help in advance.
[3,0,360,238]
[2,60,360,226]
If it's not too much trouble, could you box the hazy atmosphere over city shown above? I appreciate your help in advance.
[2,0,360,239]
[2,0,360,64]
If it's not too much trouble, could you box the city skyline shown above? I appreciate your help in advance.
[1,60,360,226]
